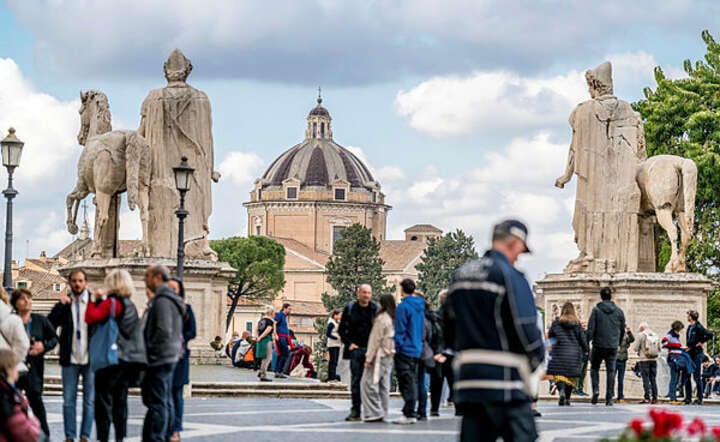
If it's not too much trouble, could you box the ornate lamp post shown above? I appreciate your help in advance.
[0,128,23,292]
[173,156,194,280]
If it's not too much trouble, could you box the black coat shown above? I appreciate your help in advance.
[547,319,588,378]
[17,314,57,394]
[47,293,94,367]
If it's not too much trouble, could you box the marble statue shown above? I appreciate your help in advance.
[139,49,219,260]
[556,61,697,273]
[66,90,151,258]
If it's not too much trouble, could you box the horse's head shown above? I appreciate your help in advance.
[78,90,112,145]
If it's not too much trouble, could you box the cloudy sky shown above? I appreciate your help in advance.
[0,1,717,281]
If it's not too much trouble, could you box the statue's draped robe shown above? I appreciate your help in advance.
[567,94,654,272]
[139,83,214,259]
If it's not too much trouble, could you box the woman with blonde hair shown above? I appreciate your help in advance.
[255,305,277,382]
[85,269,147,442]
[547,302,588,406]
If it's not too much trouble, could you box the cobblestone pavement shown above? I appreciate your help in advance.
[42,397,720,441]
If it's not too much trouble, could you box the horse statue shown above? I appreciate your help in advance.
[637,155,697,273]
[65,90,151,258]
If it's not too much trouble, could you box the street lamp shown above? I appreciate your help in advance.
[0,128,23,292]
[173,156,194,280]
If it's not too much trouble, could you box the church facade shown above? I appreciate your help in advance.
[237,96,441,347]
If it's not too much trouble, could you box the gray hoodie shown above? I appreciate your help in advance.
[143,284,185,367]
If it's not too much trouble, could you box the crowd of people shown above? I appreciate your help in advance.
[0,218,718,442]
[0,265,196,442]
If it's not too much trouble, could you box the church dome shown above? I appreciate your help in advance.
[260,96,377,189]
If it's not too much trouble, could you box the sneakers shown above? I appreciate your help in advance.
[259,377,272,382]
[669,400,685,405]
[605,400,614,407]
[345,412,361,422]
[392,416,417,425]
[275,373,287,379]
[416,414,427,421]
[430,410,440,417]
[617,398,626,404]
[651,399,658,404]
[638,399,650,404]
[591,394,599,405]
[574,390,589,397]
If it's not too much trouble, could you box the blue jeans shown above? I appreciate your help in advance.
[61,364,95,439]
[615,359,627,399]
[668,356,692,401]
[142,363,176,442]
[690,351,705,402]
[349,348,367,415]
[275,337,290,374]
[416,363,428,416]
[170,385,184,432]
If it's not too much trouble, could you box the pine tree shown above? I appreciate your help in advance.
[314,224,393,369]
[416,229,479,308]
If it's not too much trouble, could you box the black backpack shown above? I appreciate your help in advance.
[257,318,271,336]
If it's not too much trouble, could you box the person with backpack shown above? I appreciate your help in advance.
[256,307,277,382]
[547,302,588,406]
[634,321,660,404]
[338,284,377,422]
[85,269,147,442]
[686,310,711,405]
[325,309,342,383]
[615,326,635,403]
[587,287,626,406]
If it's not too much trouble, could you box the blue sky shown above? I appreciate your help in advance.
[0,1,717,280]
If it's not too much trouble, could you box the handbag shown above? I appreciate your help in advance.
[89,299,119,372]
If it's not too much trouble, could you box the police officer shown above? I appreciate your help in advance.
[444,219,545,441]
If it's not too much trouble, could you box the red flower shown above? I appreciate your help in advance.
[649,408,683,438]
[687,417,707,436]
[712,426,720,440]
[628,418,644,436]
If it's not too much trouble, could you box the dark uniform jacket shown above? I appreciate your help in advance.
[444,249,545,405]
[587,300,625,350]
[18,314,57,394]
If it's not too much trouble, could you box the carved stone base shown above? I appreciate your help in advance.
[59,257,235,360]
[535,272,712,398]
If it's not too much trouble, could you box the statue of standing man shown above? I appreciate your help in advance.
[555,61,654,273]
[139,49,219,260]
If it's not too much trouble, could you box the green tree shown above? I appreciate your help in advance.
[210,236,285,331]
[313,224,393,368]
[633,29,720,330]
[320,223,393,311]
[416,229,479,308]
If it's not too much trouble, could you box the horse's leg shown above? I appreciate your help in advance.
[677,210,692,272]
[657,207,679,272]
[91,192,111,258]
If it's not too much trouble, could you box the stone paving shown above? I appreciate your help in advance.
[41,396,720,441]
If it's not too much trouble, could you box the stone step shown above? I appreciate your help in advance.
[44,376,347,390]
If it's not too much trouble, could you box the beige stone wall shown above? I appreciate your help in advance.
[281,269,331,303]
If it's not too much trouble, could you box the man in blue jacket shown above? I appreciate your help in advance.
[393,278,425,425]
[444,220,544,441]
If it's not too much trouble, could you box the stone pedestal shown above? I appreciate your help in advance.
[535,272,713,398]
[59,257,235,360]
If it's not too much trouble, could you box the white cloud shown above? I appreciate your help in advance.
[217,151,264,187]
[0,58,79,183]
[394,51,685,139]
[395,70,587,138]
[375,166,406,182]
[384,132,577,281]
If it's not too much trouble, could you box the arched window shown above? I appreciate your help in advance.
[312,122,317,138]
[320,122,325,138]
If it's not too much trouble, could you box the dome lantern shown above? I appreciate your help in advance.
[305,88,333,140]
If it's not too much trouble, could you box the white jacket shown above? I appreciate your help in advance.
[0,302,29,371]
